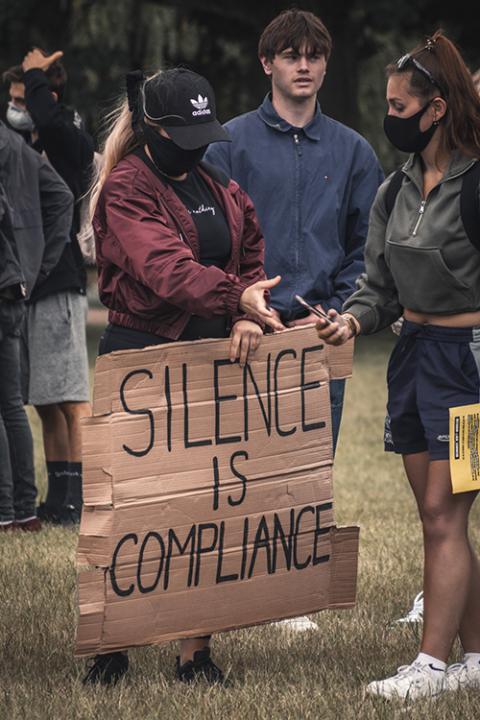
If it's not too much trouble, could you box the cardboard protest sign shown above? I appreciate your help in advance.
[75,327,358,657]
[449,403,480,493]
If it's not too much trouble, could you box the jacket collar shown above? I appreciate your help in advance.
[257,93,324,141]
[402,150,478,185]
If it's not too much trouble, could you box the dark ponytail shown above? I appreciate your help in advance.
[387,30,480,159]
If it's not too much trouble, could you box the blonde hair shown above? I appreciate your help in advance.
[89,99,141,219]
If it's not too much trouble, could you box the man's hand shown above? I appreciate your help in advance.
[288,305,325,327]
[22,48,63,73]
[229,320,263,367]
[289,303,331,328]
[289,311,318,327]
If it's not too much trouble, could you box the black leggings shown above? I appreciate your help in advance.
[99,319,228,356]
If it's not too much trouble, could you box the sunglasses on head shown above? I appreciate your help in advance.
[396,53,444,96]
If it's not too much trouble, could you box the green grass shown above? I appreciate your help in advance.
[1,327,479,720]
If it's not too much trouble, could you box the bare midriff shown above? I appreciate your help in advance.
[404,308,480,327]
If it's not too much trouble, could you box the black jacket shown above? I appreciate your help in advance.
[0,183,24,295]
[0,184,25,339]
[0,121,73,299]
[24,68,94,301]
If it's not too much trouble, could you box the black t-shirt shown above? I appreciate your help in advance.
[135,148,233,340]
[136,148,231,268]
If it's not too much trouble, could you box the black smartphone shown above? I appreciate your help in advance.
[294,295,334,324]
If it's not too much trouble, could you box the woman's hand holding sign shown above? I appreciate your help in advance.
[229,320,263,367]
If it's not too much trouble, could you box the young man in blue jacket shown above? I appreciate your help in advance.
[206,9,383,455]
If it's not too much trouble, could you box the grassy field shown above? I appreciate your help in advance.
[1,325,479,720]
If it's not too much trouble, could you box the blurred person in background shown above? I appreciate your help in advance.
[315,31,480,702]
[3,48,94,525]
[83,67,282,686]
[0,119,73,531]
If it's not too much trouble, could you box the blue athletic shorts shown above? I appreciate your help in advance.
[384,320,480,460]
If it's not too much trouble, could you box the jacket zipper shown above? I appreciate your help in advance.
[292,133,302,304]
[412,200,426,236]
[407,159,477,237]
[293,133,302,156]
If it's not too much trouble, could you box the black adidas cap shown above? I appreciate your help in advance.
[142,68,230,150]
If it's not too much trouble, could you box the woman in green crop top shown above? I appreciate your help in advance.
[317,30,480,702]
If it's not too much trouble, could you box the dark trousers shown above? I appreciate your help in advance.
[0,330,37,521]
[330,378,346,456]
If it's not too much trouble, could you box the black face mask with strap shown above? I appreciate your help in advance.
[141,124,207,177]
[383,101,437,153]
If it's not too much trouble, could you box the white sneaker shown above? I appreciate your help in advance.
[395,591,424,624]
[366,661,445,701]
[444,660,480,691]
[273,616,319,632]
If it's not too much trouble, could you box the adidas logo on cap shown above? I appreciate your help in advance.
[190,94,211,116]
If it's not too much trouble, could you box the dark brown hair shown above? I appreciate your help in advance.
[258,9,332,62]
[2,49,67,100]
[386,30,480,158]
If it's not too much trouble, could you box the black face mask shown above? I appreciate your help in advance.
[383,101,438,153]
[142,125,207,176]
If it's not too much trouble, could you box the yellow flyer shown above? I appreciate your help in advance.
[449,403,480,493]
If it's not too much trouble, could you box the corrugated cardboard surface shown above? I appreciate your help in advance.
[76,327,358,656]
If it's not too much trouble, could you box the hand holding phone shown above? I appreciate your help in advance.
[294,295,334,324]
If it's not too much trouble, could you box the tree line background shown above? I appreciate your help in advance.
[1,0,479,171]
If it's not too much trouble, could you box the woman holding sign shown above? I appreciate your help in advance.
[84,67,283,686]
[316,31,480,702]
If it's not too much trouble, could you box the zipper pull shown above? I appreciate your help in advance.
[293,133,302,156]
[412,200,426,236]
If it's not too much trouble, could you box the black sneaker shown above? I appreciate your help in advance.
[82,652,129,686]
[37,502,62,524]
[58,504,81,526]
[175,648,224,685]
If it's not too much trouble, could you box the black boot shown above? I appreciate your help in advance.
[83,651,129,686]
[59,462,83,525]
[38,461,70,522]
[176,648,224,685]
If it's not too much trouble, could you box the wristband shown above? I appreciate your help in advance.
[343,313,360,338]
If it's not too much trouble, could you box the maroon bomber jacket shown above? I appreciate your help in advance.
[93,153,266,339]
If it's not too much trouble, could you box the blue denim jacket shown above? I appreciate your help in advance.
[206,95,383,320]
